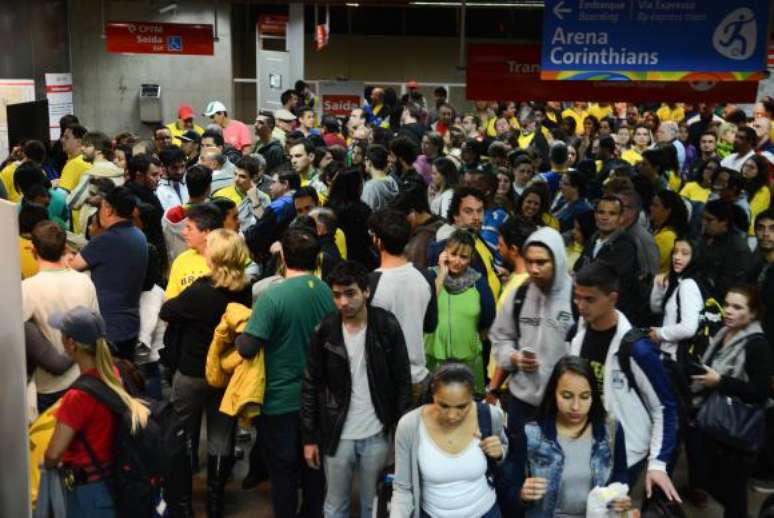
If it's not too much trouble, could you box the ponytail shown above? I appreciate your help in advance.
[92,338,150,433]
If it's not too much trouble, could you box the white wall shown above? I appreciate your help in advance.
[69,0,232,137]
[0,200,29,518]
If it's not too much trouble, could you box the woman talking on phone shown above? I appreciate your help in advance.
[390,362,508,518]
[516,356,631,518]
[425,229,495,395]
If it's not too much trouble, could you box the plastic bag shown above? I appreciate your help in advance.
[586,482,629,518]
[33,468,66,518]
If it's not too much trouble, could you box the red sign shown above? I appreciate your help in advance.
[467,44,759,103]
[258,15,288,36]
[105,21,214,56]
[315,24,329,51]
[321,95,361,117]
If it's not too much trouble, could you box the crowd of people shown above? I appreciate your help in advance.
[11,80,774,518]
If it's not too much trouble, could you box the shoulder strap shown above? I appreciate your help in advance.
[675,283,682,325]
[511,281,530,339]
[367,271,383,304]
[476,401,493,437]
[617,330,651,417]
[72,375,128,416]
[476,402,498,487]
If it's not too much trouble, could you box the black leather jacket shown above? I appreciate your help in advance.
[301,306,412,455]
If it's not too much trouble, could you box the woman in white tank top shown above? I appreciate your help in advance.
[390,362,508,518]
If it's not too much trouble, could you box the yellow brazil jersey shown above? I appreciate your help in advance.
[749,187,772,236]
[561,108,588,135]
[486,116,520,138]
[166,121,204,147]
[1,161,19,202]
[654,227,678,273]
[497,272,529,311]
[587,103,613,121]
[667,170,682,192]
[212,185,244,206]
[165,249,210,299]
[58,155,92,192]
[656,104,685,123]
[334,228,347,259]
[679,182,711,204]
[19,236,39,279]
[621,148,644,166]
[475,237,501,300]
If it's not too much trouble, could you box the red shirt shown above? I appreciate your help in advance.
[323,133,346,148]
[55,369,118,467]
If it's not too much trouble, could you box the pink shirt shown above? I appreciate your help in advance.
[223,120,252,150]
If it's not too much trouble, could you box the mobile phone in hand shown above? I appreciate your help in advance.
[521,347,536,360]
[687,361,708,376]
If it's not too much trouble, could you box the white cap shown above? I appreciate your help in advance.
[274,108,297,121]
[203,101,227,117]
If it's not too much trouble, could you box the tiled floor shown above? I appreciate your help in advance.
[189,432,771,517]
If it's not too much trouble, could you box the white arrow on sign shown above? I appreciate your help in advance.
[553,0,572,20]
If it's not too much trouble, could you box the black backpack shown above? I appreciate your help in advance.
[617,329,689,430]
[72,375,171,517]
[510,280,530,336]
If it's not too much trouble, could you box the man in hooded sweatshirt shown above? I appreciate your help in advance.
[490,226,575,432]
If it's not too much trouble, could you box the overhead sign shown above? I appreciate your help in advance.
[541,0,769,81]
[317,81,363,117]
[257,15,288,36]
[44,73,73,141]
[105,21,214,55]
[467,44,759,102]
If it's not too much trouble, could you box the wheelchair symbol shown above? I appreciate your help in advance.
[167,36,183,52]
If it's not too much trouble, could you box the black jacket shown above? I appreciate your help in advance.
[575,229,646,325]
[301,306,412,455]
[125,181,168,273]
[159,277,252,378]
[701,229,753,302]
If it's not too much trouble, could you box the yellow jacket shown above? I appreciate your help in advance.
[206,303,266,426]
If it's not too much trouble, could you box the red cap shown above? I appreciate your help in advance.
[177,104,195,120]
[406,80,419,90]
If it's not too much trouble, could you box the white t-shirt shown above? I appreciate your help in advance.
[340,324,383,440]
[22,269,100,393]
[417,419,496,518]
[720,149,755,172]
[370,263,433,383]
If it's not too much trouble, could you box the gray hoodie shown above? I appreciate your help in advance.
[490,227,574,406]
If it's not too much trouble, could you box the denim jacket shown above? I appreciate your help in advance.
[515,418,628,518]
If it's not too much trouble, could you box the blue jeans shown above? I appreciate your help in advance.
[258,411,325,518]
[66,480,115,517]
[323,432,389,518]
[420,502,501,518]
[138,362,162,401]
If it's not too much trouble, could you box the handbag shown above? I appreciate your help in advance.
[696,390,765,453]
[641,487,687,518]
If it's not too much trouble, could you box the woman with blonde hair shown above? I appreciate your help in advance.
[160,228,253,517]
[44,306,150,516]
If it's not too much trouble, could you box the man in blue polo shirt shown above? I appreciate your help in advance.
[70,185,148,359]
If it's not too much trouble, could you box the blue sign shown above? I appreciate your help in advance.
[166,35,183,52]
[541,0,769,79]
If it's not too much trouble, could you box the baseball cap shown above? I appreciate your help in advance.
[48,306,108,350]
[177,104,195,120]
[274,109,297,122]
[178,130,201,144]
[203,101,227,117]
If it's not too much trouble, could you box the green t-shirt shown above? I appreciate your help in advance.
[244,274,336,415]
